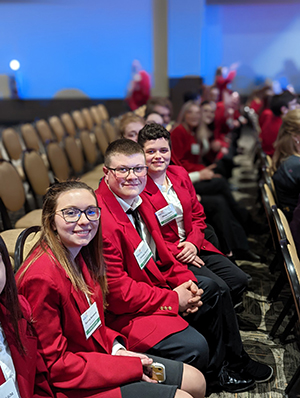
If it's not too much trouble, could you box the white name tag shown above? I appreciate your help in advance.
[134,241,153,270]
[191,143,200,155]
[155,204,177,226]
[81,302,102,340]
[0,378,20,398]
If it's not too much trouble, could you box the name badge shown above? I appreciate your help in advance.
[81,302,102,340]
[191,143,200,155]
[134,241,153,270]
[0,378,20,398]
[155,204,177,226]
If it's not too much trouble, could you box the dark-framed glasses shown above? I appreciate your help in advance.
[106,166,148,178]
[56,206,101,223]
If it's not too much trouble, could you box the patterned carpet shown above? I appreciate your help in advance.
[209,130,300,397]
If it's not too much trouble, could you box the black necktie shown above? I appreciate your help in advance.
[127,208,143,238]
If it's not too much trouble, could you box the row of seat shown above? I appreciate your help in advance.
[0,105,122,261]
[258,148,300,396]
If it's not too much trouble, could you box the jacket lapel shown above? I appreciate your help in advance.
[100,181,169,286]
[143,176,179,237]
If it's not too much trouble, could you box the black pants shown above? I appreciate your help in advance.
[193,250,248,305]
[200,193,250,254]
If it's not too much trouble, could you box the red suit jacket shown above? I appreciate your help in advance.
[0,296,53,398]
[95,180,197,352]
[16,249,143,398]
[171,124,205,172]
[259,109,282,156]
[141,166,222,257]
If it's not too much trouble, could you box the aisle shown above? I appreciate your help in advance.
[209,129,300,397]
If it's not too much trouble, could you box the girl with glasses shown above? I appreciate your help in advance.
[16,180,205,398]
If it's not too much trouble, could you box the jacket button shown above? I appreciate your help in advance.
[164,306,168,310]
[202,246,206,249]
[168,306,172,310]
[160,306,164,310]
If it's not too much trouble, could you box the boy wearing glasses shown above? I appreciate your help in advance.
[95,139,268,393]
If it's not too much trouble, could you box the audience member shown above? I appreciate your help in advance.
[146,97,172,127]
[171,101,262,261]
[138,123,248,306]
[95,138,273,393]
[17,181,204,398]
[0,236,53,398]
[119,113,145,142]
[259,90,297,156]
[145,112,164,125]
[126,60,151,111]
[272,109,300,221]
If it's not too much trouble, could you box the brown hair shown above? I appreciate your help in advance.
[273,109,300,170]
[119,113,145,137]
[104,138,145,167]
[145,97,173,117]
[18,180,107,301]
[0,236,25,352]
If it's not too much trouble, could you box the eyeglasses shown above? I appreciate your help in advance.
[56,206,101,223]
[106,166,148,178]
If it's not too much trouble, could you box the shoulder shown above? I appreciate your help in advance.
[17,247,66,287]
[171,124,187,135]
[167,165,189,180]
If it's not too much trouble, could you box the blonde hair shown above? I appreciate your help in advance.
[119,113,145,137]
[273,109,300,171]
[17,181,107,302]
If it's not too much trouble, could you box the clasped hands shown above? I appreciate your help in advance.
[174,280,203,316]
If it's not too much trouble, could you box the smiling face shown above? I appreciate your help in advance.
[200,103,215,125]
[143,138,171,178]
[184,104,201,130]
[53,189,99,258]
[104,153,147,205]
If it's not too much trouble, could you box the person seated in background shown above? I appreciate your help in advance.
[259,90,298,156]
[95,138,273,393]
[272,109,300,222]
[199,101,234,179]
[119,112,145,142]
[171,100,262,261]
[145,97,173,127]
[0,237,53,398]
[145,112,164,125]
[138,123,249,307]
[16,181,205,398]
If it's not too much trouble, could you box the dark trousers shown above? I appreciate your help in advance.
[201,194,249,254]
[195,250,249,305]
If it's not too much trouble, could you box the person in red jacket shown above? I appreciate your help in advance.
[16,180,205,398]
[95,138,273,393]
[0,236,53,398]
[138,123,248,306]
[259,90,298,156]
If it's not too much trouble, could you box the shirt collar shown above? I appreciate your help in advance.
[155,176,173,194]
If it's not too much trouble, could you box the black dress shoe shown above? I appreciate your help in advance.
[218,365,256,393]
[234,249,261,262]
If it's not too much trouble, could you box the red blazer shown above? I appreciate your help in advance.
[259,109,282,156]
[0,296,53,398]
[141,166,222,257]
[170,124,205,173]
[95,180,196,352]
[16,249,143,398]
